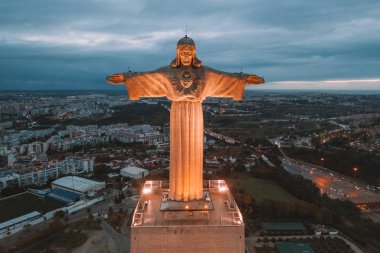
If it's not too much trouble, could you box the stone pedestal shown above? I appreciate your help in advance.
[130,180,245,253]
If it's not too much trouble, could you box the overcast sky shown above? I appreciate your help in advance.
[0,0,380,91]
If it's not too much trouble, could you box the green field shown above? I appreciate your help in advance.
[0,192,64,223]
[228,174,298,202]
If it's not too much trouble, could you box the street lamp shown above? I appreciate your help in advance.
[353,167,359,173]
[320,157,325,168]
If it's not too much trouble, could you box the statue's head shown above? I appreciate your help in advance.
[171,36,202,68]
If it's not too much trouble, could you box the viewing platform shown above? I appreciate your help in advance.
[130,180,245,253]
[131,180,243,227]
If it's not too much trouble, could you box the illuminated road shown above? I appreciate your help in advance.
[204,129,240,144]
[362,209,380,223]
[281,158,380,205]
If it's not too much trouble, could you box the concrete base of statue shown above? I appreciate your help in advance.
[130,180,245,253]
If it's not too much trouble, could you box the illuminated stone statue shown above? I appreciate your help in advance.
[107,36,264,201]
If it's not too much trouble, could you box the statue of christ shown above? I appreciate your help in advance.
[107,36,264,202]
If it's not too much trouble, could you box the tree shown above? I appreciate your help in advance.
[64,215,69,226]
[86,207,92,218]
[54,210,65,220]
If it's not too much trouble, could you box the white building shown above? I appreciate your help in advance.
[0,147,16,166]
[0,211,43,239]
[0,174,19,189]
[63,156,95,174]
[78,158,94,173]
[52,176,105,195]
[120,166,149,179]
[16,166,60,187]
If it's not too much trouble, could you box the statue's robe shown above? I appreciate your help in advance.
[123,65,249,201]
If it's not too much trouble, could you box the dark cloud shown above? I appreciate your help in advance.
[0,0,380,90]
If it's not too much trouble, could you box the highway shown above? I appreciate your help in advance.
[101,220,130,253]
[281,157,380,204]
[280,156,380,223]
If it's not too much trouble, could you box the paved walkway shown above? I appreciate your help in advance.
[72,230,117,253]
[101,220,130,253]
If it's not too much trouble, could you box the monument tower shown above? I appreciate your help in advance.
[107,35,264,253]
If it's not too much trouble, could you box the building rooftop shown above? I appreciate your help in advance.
[0,211,41,230]
[131,180,244,227]
[121,166,147,174]
[47,188,82,203]
[52,176,104,193]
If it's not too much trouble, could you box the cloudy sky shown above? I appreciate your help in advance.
[0,0,380,91]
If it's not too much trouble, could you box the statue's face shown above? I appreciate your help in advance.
[178,46,194,67]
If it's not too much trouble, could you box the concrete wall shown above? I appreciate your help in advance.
[64,196,104,214]
[131,225,245,253]
[0,215,44,239]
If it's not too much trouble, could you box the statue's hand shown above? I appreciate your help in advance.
[246,75,265,85]
[106,74,125,84]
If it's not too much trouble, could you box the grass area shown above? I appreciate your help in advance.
[27,230,88,253]
[227,174,298,202]
[68,218,102,230]
[56,230,88,249]
[0,193,64,223]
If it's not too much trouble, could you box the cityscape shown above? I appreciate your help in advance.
[1,0,380,252]
[0,90,379,252]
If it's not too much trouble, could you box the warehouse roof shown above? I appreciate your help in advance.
[52,176,104,193]
[121,166,147,174]
[0,211,41,230]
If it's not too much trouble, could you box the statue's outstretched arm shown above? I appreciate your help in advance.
[106,71,141,85]
[106,73,125,85]
[205,67,264,85]
[203,67,265,100]
[106,68,169,100]
[106,69,163,85]
[246,74,265,85]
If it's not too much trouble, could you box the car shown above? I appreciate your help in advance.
[366,185,376,191]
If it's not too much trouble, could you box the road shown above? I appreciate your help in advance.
[281,157,380,204]
[101,221,130,253]
[204,128,240,144]
[361,208,380,223]
[277,144,380,223]
[281,157,380,223]
[68,194,138,223]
